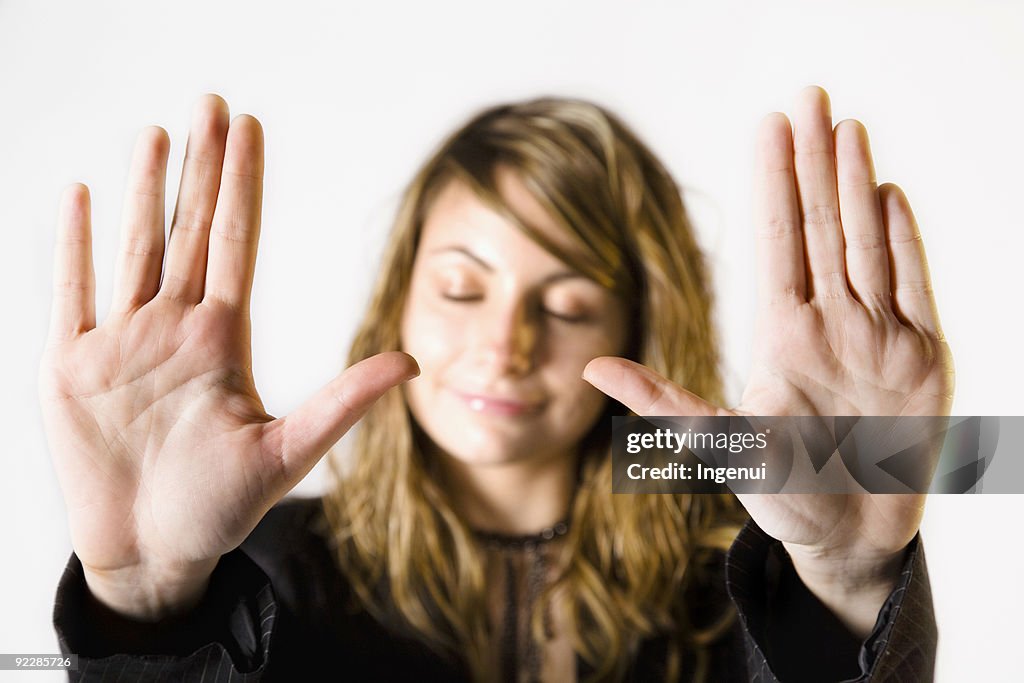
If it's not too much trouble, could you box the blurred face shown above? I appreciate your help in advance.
[400,167,629,468]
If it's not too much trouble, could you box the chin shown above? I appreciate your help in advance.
[440,436,536,466]
[441,449,529,467]
[425,425,553,468]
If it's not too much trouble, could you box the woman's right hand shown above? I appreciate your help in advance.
[38,95,419,621]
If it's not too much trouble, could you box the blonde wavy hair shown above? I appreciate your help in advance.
[323,97,747,681]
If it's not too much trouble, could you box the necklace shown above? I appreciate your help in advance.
[473,519,570,549]
[472,519,570,683]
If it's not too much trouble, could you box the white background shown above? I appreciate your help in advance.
[2,1,1022,680]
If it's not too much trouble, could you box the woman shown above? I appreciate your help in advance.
[41,87,953,681]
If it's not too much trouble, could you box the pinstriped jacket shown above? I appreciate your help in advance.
[54,497,936,682]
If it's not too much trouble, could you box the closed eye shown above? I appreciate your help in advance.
[545,311,589,324]
[441,294,589,324]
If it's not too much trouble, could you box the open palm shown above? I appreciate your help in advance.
[585,87,954,574]
[38,97,417,617]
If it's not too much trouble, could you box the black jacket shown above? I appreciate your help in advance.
[54,497,936,681]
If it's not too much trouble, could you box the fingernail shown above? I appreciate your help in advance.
[405,360,421,382]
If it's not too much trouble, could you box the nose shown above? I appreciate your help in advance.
[480,299,539,376]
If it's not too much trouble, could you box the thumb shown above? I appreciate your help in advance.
[260,351,420,484]
[582,357,723,417]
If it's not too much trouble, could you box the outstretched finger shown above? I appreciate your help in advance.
[47,184,96,345]
[258,352,421,485]
[112,126,170,313]
[835,119,889,308]
[162,95,230,303]
[793,86,849,300]
[754,112,806,305]
[880,184,942,336]
[582,357,723,417]
[203,115,264,312]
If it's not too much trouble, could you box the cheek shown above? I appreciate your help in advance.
[400,296,462,368]
[543,330,621,417]
[553,380,607,428]
[401,307,450,429]
[548,321,627,373]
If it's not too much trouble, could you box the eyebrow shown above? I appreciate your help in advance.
[428,245,589,285]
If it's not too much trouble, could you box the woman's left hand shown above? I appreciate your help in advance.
[583,86,955,637]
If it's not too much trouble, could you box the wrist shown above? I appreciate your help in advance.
[781,542,907,639]
[783,542,905,593]
[82,557,220,622]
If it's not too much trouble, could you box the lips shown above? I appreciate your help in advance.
[451,389,544,417]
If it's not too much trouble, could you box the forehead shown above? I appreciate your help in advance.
[419,167,589,274]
